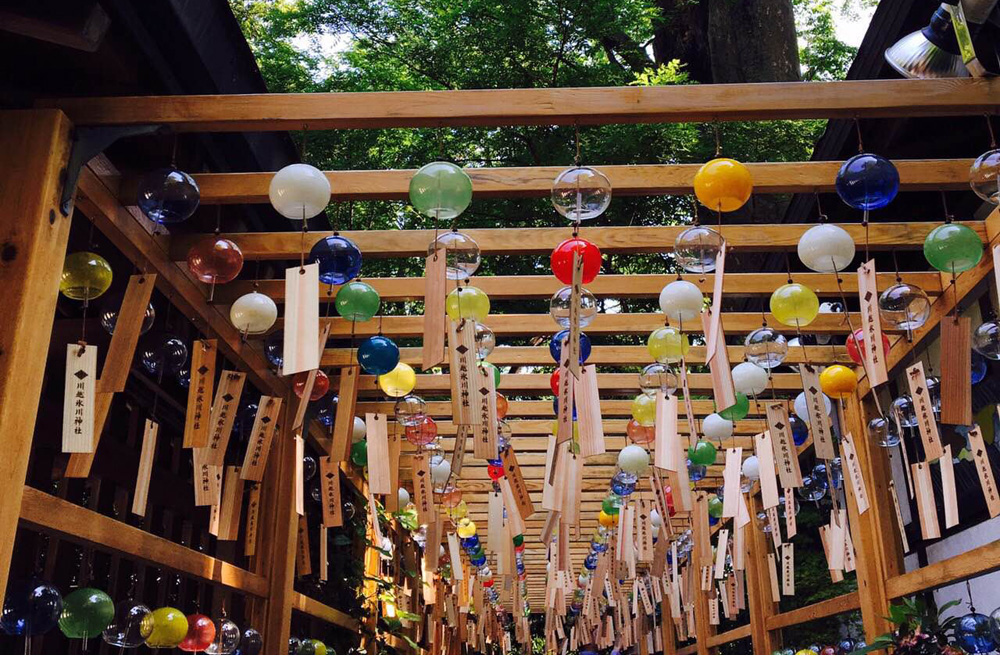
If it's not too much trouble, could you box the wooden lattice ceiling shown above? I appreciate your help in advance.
[57,76,1000,610]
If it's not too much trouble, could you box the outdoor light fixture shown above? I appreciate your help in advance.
[885,2,970,78]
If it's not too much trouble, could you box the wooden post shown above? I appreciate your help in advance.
[0,110,73,598]
[261,395,299,654]
[692,493,714,655]
[744,493,781,653]
[839,393,904,644]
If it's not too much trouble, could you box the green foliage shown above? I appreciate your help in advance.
[794,0,862,80]
[861,597,965,654]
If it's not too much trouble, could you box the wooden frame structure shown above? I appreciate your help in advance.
[3,76,1000,653]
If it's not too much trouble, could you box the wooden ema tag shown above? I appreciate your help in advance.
[448,532,464,581]
[183,340,216,448]
[737,486,752,528]
[906,362,944,461]
[540,509,559,547]
[857,259,889,387]
[713,529,729,579]
[192,448,221,507]
[209,492,221,536]
[940,444,959,528]
[652,527,668,577]
[567,251,583,379]
[244,484,260,556]
[331,365,360,461]
[556,340,575,445]
[892,410,915,499]
[204,371,246,466]
[294,433,305,515]
[693,492,712,563]
[577,364,606,458]
[66,276,155,472]
[319,527,328,581]
[671,450,692,512]
[282,262,320,375]
[636,499,654,562]
[911,461,941,540]
[767,553,781,601]
[450,424,468,478]
[766,402,802,488]
[799,364,835,459]
[701,311,736,412]
[678,360,698,449]
[767,506,783,551]
[292,322,332,430]
[63,344,97,453]
[385,425,402,512]
[649,470,669,531]
[240,395,282,481]
[295,514,311,576]
[969,423,1000,518]
[708,596,720,626]
[423,247,447,369]
[473,362,499,459]
[781,543,795,596]
[995,243,1000,311]
[542,438,566,512]
[366,413,391,494]
[500,477,527,537]
[699,565,712,592]
[721,447,742,518]
[319,457,343,527]
[888,480,910,553]
[368,486,384,547]
[836,433,868,518]
[784,488,797,538]
[704,241,727,359]
[131,418,158,516]
[940,317,972,426]
[754,431,780,509]
[500,446,535,520]
[411,452,436,524]
[218,465,244,541]
[654,392,679,470]
[733,519,745,571]
[828,511,847,571]
[449,319,482,429]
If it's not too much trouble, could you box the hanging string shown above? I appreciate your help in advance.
[170,133,179,168]
[986,114,997,150]
[853,117,864,153]
[713,121,722,157]
[573,123,581,167]
[814,192,827,223]
[966,579,976,613]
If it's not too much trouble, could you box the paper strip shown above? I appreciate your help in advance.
[840,432,870,515]
[970,423,1000,518]
[755,431,780,509]
[423,248,447,369]
[911,462,941,540]
[857,259,888,387]
[906,362,944,461]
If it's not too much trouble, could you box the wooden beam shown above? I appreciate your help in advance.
[76,160,285,396]
[171,221,984,261]
[362,399,774,418]
[46,78,1000,131]
[325,344,852,367]
[765,591,861,630]
[220,272,943,304]
[706,623,752,648]
[0,110,74,600]
[291,593,360,631]
[262,396,299,653]
[839,393,903,643]
[317,313,869,339]
[19,486,267,596]
[886,542,1000,599]
[351,372,804,394]
[177,159,972,204]
[745,493,781,653]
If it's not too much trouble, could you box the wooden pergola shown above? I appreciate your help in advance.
[2,76,1000,653]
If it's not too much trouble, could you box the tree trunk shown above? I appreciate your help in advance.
[653,0,801,83]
